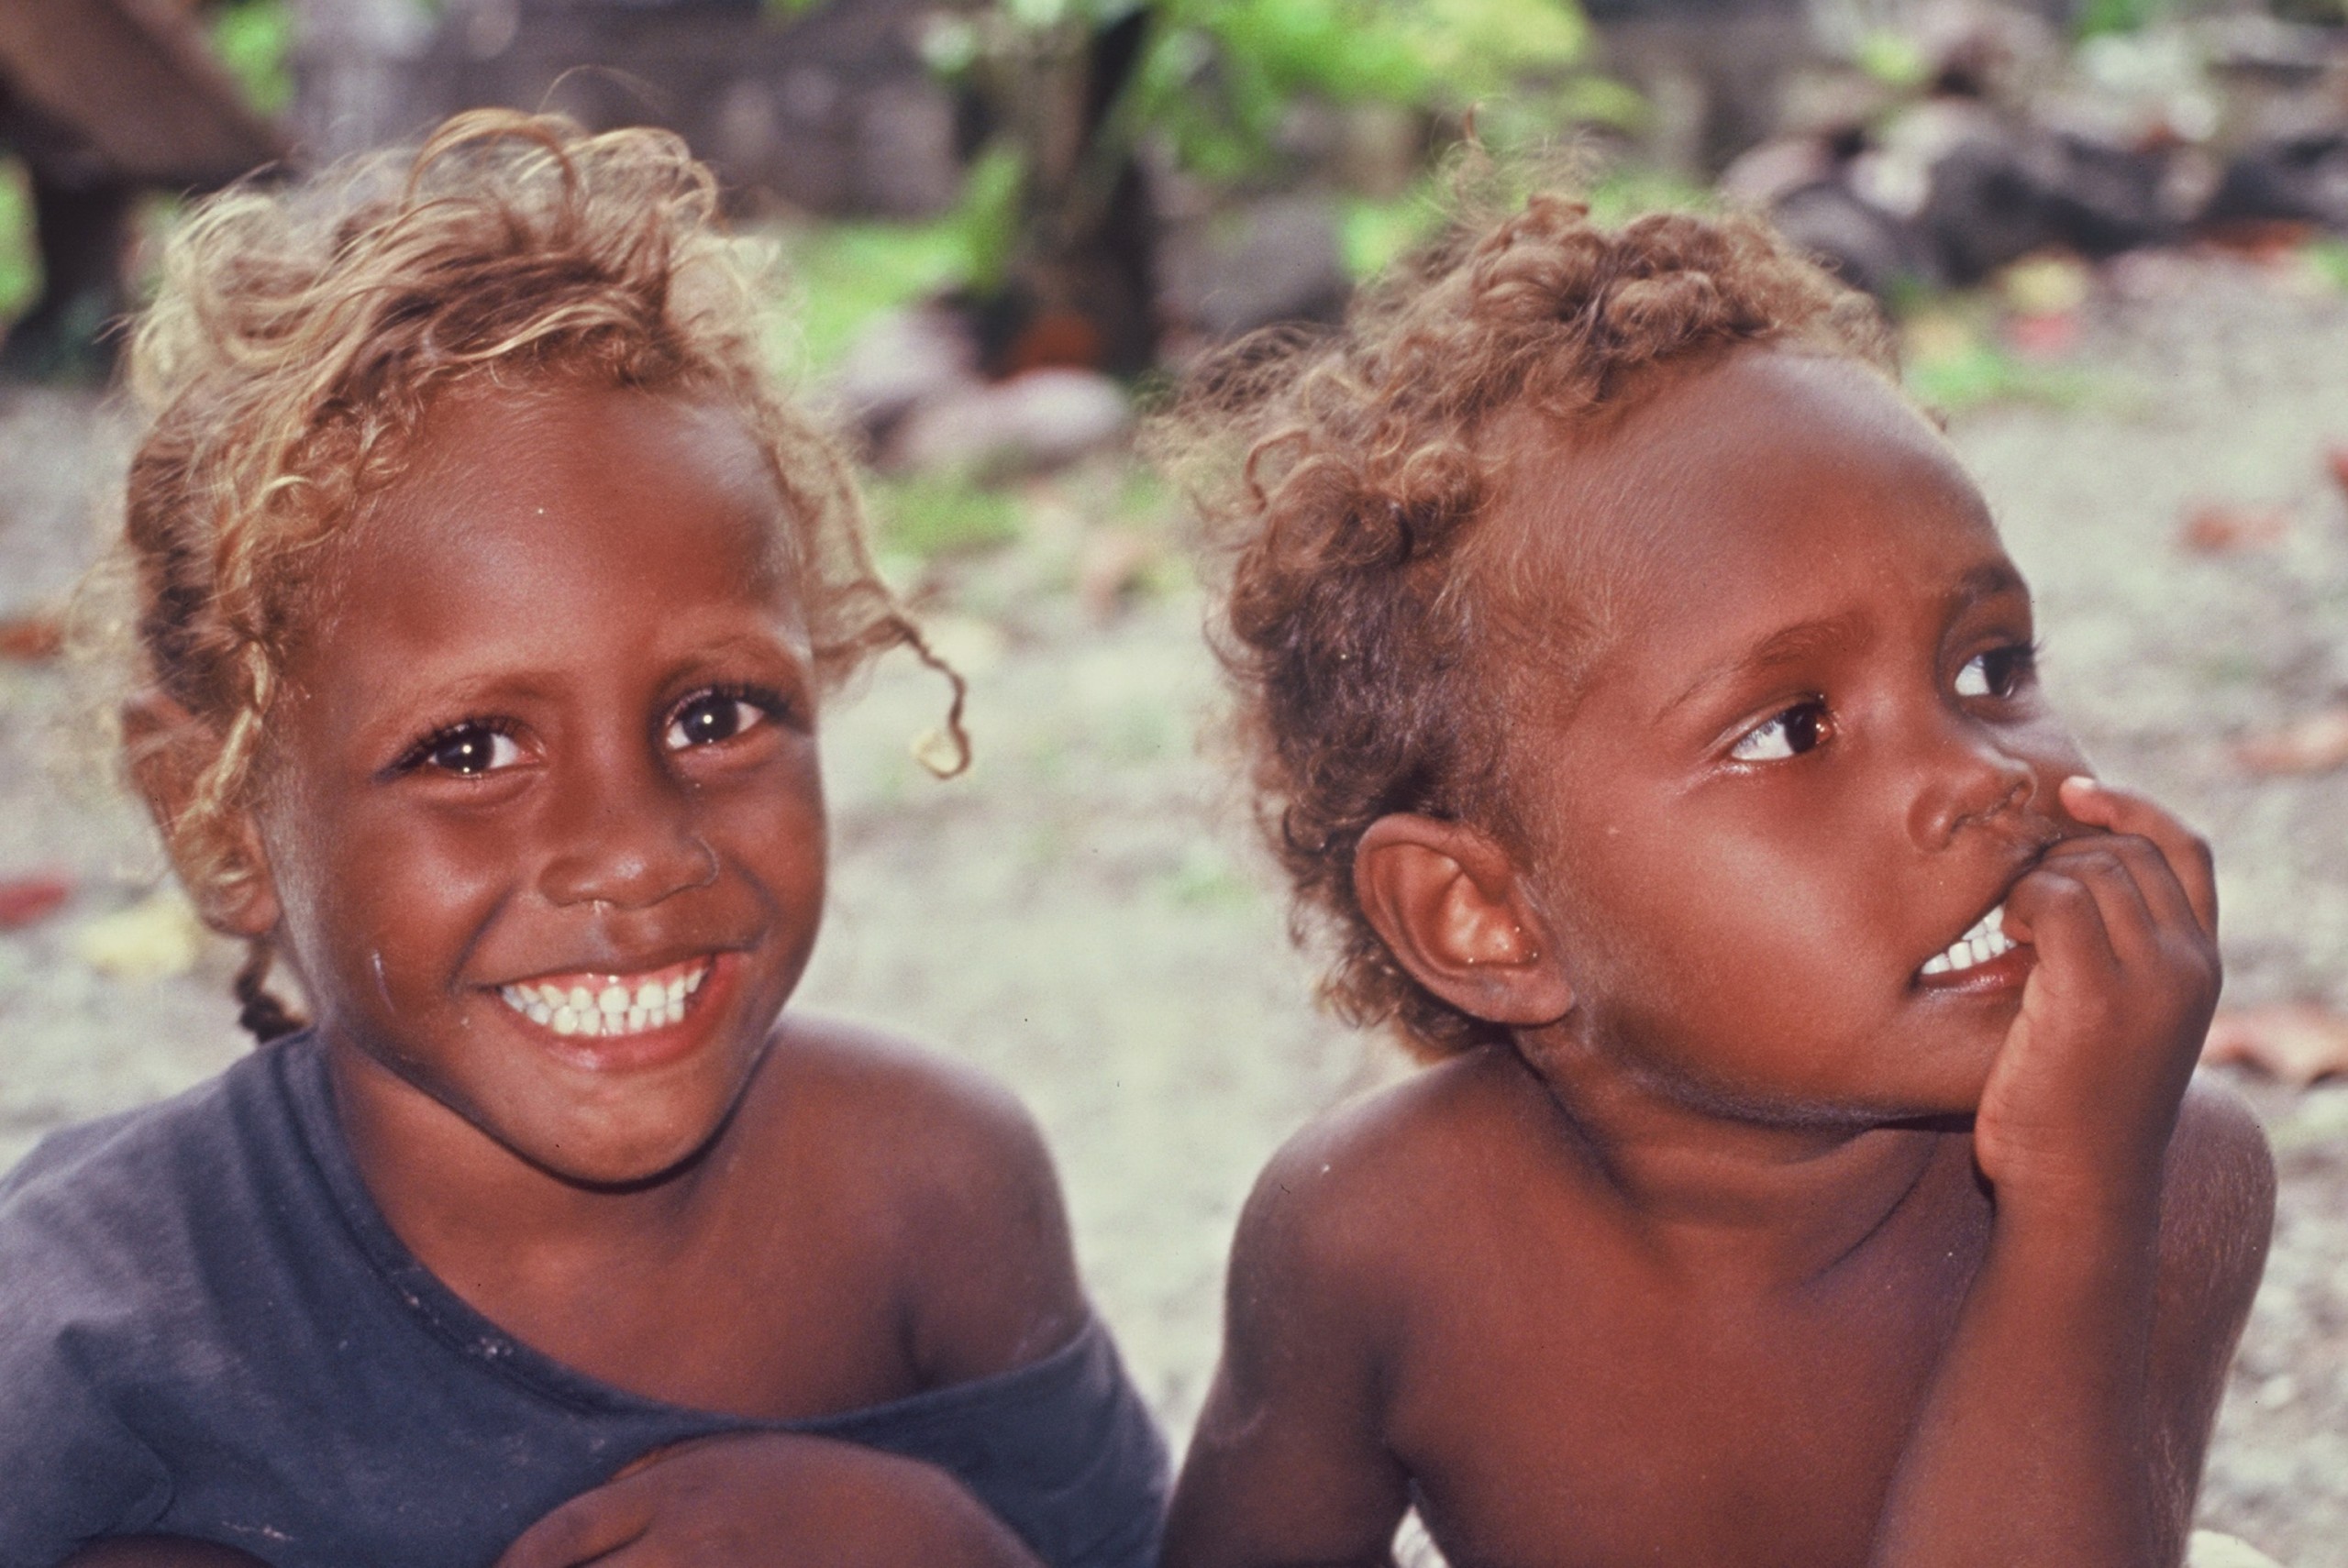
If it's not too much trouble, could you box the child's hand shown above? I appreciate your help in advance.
[493,1431,1043,1568]
[1973,778,2220,1219]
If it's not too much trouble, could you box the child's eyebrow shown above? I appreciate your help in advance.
[1656,612,1869,722]
[1654,560,2030,723]
[1945,560,2028,611]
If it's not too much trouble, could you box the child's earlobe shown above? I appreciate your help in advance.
[1354,814,1574,1029]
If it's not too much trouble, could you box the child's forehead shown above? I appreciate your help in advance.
[1468,348,2002,698]
[364,380,803,600]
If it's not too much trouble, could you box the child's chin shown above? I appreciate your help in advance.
[493,1112,731,1191]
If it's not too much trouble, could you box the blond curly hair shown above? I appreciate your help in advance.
[117,110,955,1041]
[1162,188,1896,1057]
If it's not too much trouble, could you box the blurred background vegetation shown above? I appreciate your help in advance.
[3,0,2347,556]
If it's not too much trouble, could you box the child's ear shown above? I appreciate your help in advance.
[121,691,282,940]
[1354,813,1573,1028]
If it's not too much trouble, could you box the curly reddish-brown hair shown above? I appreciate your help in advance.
[114,109,959,1043]
[1163,189,1896,1058]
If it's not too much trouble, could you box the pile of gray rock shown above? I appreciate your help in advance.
[1722,5,2348,294]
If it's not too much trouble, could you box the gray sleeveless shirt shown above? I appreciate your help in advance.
[0,1034,1167,1568]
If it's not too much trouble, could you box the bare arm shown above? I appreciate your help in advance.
[1162,1135,1413,1568]
[493,1432,1044,1568]
[1868,780,2270,1568]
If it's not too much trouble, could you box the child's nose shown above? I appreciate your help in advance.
[1906,724,2041,850]
[536,756,719,911]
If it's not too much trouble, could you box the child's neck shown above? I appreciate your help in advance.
[1508,1032,1976,1292]
[327,1040,729,1287]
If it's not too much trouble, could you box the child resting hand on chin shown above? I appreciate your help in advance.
[1156,189,2274,1568]
[0,112,1166,1568]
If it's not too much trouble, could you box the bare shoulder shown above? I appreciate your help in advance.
[1232,1044,1545,1325]
[2143,1071,2276,1529]
[2156,1070,2276,1298]
[767,1014,1059,1194]
[763,1014,1085,1381]
[1175,1045,1538,1560]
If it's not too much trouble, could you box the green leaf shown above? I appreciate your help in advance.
[0,160,36,322]
[208,0,294,116]
[871,472,1025,558]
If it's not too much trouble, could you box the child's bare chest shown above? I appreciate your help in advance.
[1380,1183,1984,1567]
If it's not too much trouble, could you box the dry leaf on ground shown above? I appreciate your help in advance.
[2202,1003,2348,1087]
[2179,503,2290,553]
[0,873,72,931]
[2232,708,2348,776]
[68,889,205,982]
[0,613,64,662]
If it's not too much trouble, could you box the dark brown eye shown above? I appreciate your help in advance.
[1731,700,1832,762]
[664,692,768,751]
[418,724,519,775]
[1955,644,2036,700]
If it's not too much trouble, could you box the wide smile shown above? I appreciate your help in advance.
[497,956,713,1039]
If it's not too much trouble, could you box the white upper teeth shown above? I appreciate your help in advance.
[497,962,708,1038]
[1921,904,2014,977]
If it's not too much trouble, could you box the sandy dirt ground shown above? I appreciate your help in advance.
[2,251,2344,1563]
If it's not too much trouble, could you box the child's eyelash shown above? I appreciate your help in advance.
[388,715,521,775]
[681,681,800,726]
[1976,637,2043,688]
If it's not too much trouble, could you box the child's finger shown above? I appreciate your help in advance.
[493,1485,654,1568]
[2035,832,2197,958]
[2001,861,2119,984]
[2054,777,2218,936]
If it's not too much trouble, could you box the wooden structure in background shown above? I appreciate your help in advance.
[0,0,284,376]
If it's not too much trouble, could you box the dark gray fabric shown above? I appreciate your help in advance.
[0,1035,1168,1568]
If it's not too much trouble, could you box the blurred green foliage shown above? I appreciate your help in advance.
[776,218,973,371]
[1904,326,2103,412]
[2073,0,2180,36]
[1854,28,1932,88]
[2305,238,2348,293]
[1133,0,1590,180]
[1339,193,1442,280]
[1336,160,1711,283]
[1585,165,1714,226]
[770,147,1033,373]
[0,161,37,323]
[2072,0,2163,37]
[210,0,295,116]
[870,472,1027,558]
[918,0,1604,300]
